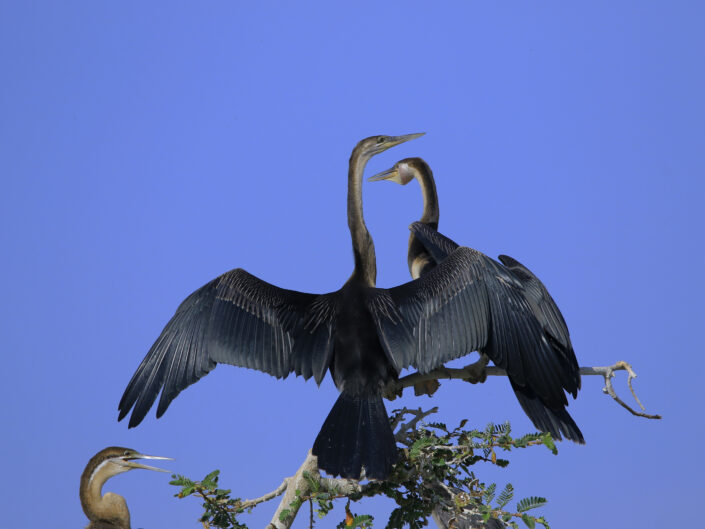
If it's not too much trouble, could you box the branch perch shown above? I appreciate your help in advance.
[190,357,659,529]
[267,451,373,529]
[386,357,661,420]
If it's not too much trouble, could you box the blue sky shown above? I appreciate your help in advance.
[1,2,703,528]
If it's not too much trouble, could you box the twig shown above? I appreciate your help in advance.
[582,361,662,419]
[394,406,439,443]
[239,478,290,510]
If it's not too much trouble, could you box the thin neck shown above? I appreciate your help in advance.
[80,463,130,529]
[407,161,440,279]
[348,147,376,286]
[414,160,439,227]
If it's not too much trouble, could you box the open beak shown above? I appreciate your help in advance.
[368,167,398,182]
[122,453,173,473]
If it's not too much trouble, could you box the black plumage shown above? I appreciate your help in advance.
[121,133,520,479]
[369,158,583,442]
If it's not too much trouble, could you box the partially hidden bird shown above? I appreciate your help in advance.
[369,157,583,442]
[80,446,172,529]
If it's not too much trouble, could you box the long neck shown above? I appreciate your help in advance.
[348,147,377,286]
[407,161,440,279]
[414,160,439,227]
[80,462,131,529]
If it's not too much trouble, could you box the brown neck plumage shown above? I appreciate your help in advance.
[347,145,377,286]
[407,159,440,279]
[80,455,131,529]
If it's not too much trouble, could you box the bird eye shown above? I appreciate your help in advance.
[123,450,130,456]
[377,136,387,144]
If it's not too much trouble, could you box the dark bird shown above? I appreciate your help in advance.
[369,157,584,442]
[119,133,420,480]
[80,446,171,529]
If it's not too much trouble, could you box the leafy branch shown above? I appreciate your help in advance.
[172,408,557,529]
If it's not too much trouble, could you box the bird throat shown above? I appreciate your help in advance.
[80,461,131,529]
[347,152,377,286]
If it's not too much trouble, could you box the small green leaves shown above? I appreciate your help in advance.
[496,483,514,509]
[484,482,497,503]
[517,496,548,513]
[336,513,374,528]
[522,513,536,528]
[169,411,554,529]
[541,433,558,455]
[409,435,437,459]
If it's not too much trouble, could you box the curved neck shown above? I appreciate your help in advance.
[407,160,440,279]
[348,147,376,286]
[80,462,131,529]
[413,160,439,227]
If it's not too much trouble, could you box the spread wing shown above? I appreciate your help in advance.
[118,268,338,427]
[497,254,579,387]
[369,223,578,410]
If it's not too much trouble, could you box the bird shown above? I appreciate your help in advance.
[80,446,172,529]
[369,157,584,442]
[119,133,419,480]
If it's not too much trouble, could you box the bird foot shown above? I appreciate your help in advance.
[413,379,441,397]
[461,355,489,384]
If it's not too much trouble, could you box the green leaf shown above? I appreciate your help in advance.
[536,516,551,529]
[484,483,497,503]
[541,434,557,455]
[522,514,536,528]
[409,436,437,459]
[496,483,514,509]
[517,496,548,512]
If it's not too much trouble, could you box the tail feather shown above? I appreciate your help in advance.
[510,380,585,444]
[313,393,397,480]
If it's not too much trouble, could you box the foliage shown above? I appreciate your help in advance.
[171,409,556,528]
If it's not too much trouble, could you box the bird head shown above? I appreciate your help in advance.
[89,447,173,479]
[368,157,422,186]
[353,133,425,160]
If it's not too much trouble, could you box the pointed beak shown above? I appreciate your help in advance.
[385,132,425,149]
[368,167,398,182]
[123,453,174,473]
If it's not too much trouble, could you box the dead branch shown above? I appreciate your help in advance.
[582,361,662,419]
[394,406,439,444]
[239,478,289,510]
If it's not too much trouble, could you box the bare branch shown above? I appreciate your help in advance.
[582,361,662,420]
[386,358,661,420]
[394,406,439,444]
[239,478,289,510]
[269,451,319,529]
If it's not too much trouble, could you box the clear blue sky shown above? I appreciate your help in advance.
[1,2,703,528]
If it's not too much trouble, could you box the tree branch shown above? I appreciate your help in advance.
[582,361,662,419]
[188,357,659,529]
[239,478,290,510]
[267,451,374,528]
[385,357,661,420]
[268,451,319,529]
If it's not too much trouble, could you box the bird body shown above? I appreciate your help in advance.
[119,134,425,480]
[119,135,576,481]
[370,157,584,442]
[80,447,171,529]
